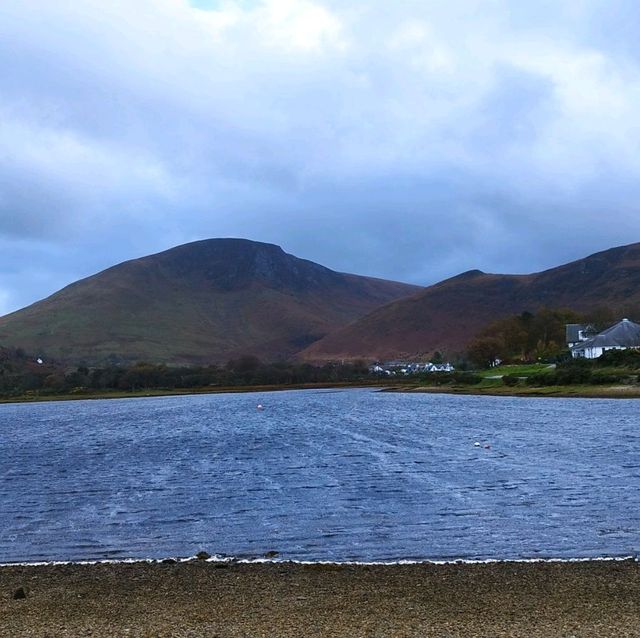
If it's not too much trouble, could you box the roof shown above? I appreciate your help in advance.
[566,323,597,343]
[571,318,640,351]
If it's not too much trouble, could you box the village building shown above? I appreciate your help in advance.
[369,361,455,375]
[570,318,640,359]
[565,323,597,348]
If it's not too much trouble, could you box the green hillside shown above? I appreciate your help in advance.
[0,239,420,365]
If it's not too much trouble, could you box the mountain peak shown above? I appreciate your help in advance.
[0,238,420,365]
[446,269,486,282]
[302,241,640,361]
[140,237,336,292]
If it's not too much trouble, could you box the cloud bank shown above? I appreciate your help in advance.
[2,0,640,313]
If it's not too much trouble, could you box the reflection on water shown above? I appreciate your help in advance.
[0,389,638,562]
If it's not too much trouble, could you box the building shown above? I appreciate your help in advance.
[570,318,640,359]
[565,323,596,348]
[368,361,455,375]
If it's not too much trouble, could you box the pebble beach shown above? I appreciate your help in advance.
[1,559,639,637]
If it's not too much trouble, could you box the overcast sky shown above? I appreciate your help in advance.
[2,0,640,314]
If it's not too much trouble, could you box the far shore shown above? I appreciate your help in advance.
[1,559,639,637]
[0,381,387,405]
[382,383,640,399]
[3,379,640,405]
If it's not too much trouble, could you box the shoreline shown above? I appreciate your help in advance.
[3,380,640,405]
[2,558,638,636]
[2,554,636,568]
[0,381,385,405]
[382,383,640,399]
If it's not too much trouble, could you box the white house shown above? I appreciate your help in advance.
[423,362,455,372]
[369,361,455,375]
[565,323,596,348]
[570,318,640,359]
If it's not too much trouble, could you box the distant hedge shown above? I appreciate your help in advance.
[502,374,520,387]
[596,349,640,369]
[419,371,483,386]
[526,368,629,386]
[453,372,483,385]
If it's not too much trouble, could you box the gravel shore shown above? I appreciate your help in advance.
[1,559,639,637]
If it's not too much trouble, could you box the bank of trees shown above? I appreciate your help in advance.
[463,304,640,370]
[0,354,373,397]
[465,308,586,368]
[463,306,637,368]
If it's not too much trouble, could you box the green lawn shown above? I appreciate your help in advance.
[476,363,555,378]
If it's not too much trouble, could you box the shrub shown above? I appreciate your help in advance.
[418,372,456,385]
[590,372,625,385]
[502,374,520,387]
[452,372,483,385]
[557,357,593,369]
[555,367,592,385]
[598,349,640,369]
[526,371,557,386]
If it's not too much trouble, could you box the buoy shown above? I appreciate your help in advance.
[474,442,481,447]
[257,404,264,410]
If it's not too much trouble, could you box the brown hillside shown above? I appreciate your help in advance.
[0,239,420,365]
[301,242,640,361]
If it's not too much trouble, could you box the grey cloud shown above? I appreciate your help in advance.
[471,66,557,148]
[0,174,75,239]
[1,0,640,313]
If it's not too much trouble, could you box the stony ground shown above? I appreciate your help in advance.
[1,560,639,637]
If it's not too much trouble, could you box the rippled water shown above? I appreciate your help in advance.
[0,388,639,563]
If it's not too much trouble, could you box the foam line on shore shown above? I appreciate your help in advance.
[1,554,637,568]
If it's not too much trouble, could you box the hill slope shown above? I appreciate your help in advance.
[0,239,420,365]
[301,242,640,361]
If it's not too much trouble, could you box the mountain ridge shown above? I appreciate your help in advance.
[0,238,421,365]
[5,238,640,366]
[300,241,640,362]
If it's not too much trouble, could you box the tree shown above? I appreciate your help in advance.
[227,355,262,374]
[469,308,584,363]
[467,336,504,368]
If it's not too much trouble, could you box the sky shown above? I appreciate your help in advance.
[2,0,640,314]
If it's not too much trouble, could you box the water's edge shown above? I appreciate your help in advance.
[2,554,637,568]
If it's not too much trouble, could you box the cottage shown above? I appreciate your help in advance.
[423,362,455,373]
[565,323,596,348]
[570,318,640,359]
[369,360,455,375]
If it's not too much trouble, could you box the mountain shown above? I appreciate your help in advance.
[301,242,640,362]
[0,239,420,365]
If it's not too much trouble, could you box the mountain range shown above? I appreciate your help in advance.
[1,239,640,366]
[0,239,419,365]
[301,242,640,361]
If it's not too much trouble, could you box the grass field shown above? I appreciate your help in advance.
[386,383,640,398]
[476,363,555,378]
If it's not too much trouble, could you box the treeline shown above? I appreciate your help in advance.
[465,308,583,367]
[0,355,373,397]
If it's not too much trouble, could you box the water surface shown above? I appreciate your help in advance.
[0,389,638,562]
